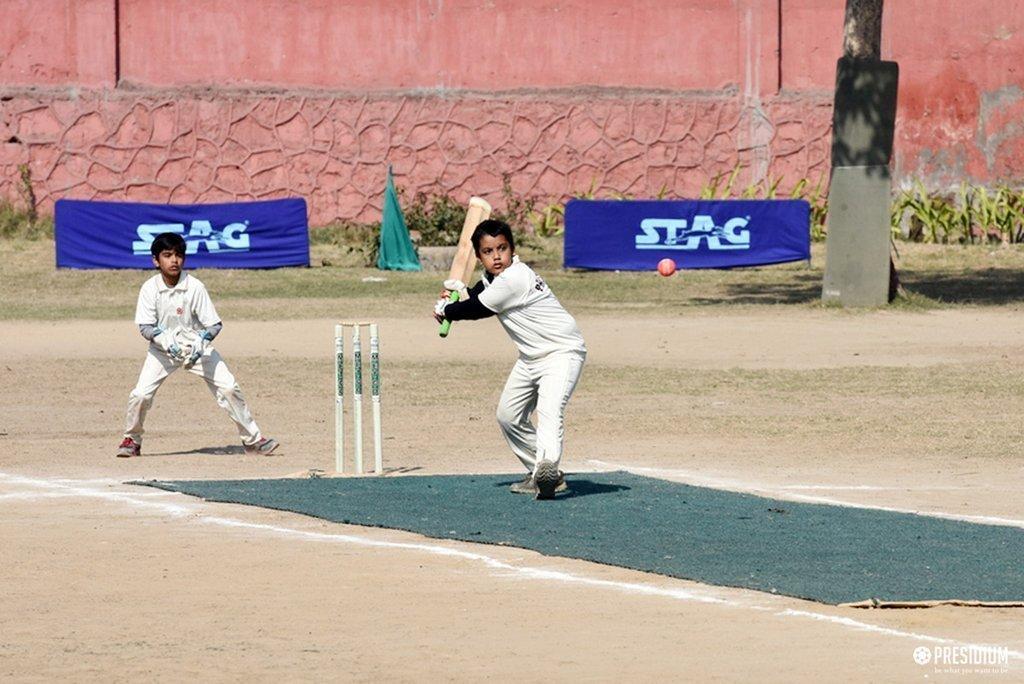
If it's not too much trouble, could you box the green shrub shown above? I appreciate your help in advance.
[0,163,51,240]
[402,192,468,247]
[309,220,379,266]
[0,202,53,240]
[892,182,1024,244]
[401,174,540,250]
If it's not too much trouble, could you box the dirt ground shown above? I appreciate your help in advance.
[2,310,1024,681]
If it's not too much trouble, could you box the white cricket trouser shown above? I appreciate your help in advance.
[123,346,263,446]
[496,351,585,473]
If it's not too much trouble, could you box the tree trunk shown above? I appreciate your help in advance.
[843,0,883,59]
[842,0,903,300]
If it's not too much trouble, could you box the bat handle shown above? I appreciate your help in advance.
[437,290,460,338]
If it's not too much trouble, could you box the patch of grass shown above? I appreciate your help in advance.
[585,362,1024,399]
[887,289,944,310]
[5,238,1024,320]
[578,361,1024,459]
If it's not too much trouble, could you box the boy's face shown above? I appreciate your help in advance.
[152,249,184,281]
[477,233,513,276]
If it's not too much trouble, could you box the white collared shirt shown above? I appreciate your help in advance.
[477,257,586,360]
[134,272,221,332]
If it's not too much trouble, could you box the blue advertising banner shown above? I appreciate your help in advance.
[564,199,810,270]
[55,198,310,269]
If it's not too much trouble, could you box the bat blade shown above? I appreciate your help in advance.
[448,196,492,285]
[438,197,491,338]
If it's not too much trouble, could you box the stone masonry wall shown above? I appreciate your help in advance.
[1,89,832,225]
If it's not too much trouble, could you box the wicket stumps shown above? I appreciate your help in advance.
[334,322,383,474]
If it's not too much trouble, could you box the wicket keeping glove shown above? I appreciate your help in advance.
[185,330,213,367]
[153,328,182,359]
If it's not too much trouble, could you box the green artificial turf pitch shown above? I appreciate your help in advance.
[135,471,1024,605]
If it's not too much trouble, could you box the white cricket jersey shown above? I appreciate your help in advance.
[134,273,221,334]
[477,258,586,360]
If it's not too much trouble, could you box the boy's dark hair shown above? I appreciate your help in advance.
[471,219,515,255]
[151,232,186,258]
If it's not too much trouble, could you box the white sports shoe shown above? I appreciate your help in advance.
[244,438,279,456]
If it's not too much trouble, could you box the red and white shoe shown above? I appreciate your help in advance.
[116,437,140,458]
[244,438,279,456]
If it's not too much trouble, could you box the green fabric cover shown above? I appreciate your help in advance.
[134,472,1024,605]
[376,166,421,271]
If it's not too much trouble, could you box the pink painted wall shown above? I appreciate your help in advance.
[780,1,843,91]
[780,0,1024,184]
[1,0,1023,224]
[889,0,1024,183]
[0,0,115,87]
[119,0,748,91]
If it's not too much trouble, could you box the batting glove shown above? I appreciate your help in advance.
[433,298,449,322]
[442,278,466,292]
[442,278,469,300]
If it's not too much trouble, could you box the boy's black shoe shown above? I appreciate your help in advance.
[534,460,561,500]
[509,474,538,495]
[510,470,568,495]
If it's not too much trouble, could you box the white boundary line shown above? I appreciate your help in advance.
[779,484,967,491]
[1,471,1022,665]
[588,460,1024,529]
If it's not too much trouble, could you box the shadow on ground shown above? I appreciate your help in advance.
[149,444,245,456]
[691,272,822,305]
[493,478,631,498]
[687,267,1024,306]
[900,267,1024,305]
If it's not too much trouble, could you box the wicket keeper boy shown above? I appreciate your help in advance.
[116,232,278,458]
[434,219,586,499]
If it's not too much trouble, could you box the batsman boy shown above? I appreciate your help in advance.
[434,219,586,499]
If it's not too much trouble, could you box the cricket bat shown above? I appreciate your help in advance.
[438,196,492,338]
